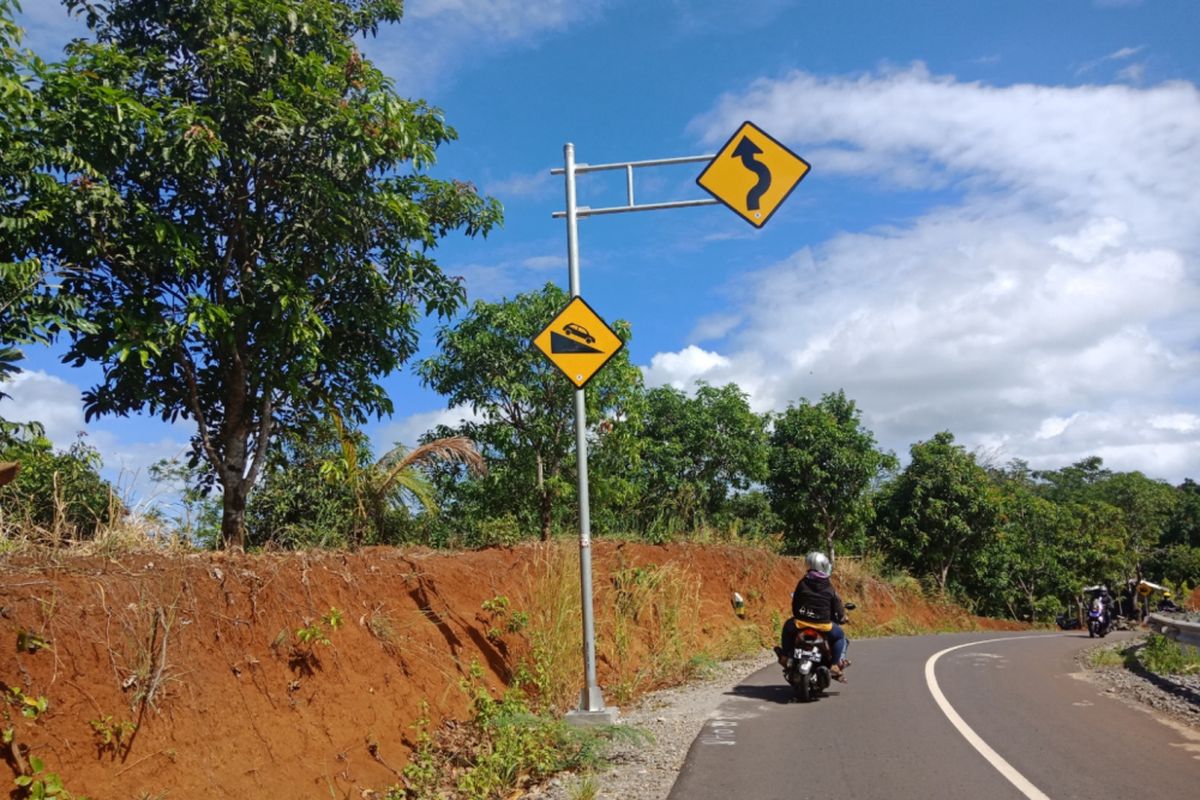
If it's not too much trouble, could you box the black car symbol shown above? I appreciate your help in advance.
[563,322,596,344]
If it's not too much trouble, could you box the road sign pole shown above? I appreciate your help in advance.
[549,125,804,725]
[562,142,612,722]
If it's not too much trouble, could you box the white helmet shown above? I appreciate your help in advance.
[805,551,832,576]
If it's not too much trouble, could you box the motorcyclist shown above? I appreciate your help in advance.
[1157,591,1182,613]
[775,551,850,681]
[1085,585,1114,632]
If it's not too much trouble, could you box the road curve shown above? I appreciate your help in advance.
[667,631,1199,800]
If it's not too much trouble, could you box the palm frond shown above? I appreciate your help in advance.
[375,436,485,496]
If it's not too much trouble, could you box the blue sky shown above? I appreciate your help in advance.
[5,0,1200,509]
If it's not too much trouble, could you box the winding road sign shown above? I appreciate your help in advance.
[696,120,810,228]
[532,296,624,389]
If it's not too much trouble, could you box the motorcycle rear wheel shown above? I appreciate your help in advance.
[792,675,811,703]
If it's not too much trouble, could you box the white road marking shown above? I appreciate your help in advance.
[700,719,738,746]
[925,635,1057,800]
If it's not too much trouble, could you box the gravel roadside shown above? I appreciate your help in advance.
[1079,635,1200,731]
[526,651,773,800]
[528,634,1199,800]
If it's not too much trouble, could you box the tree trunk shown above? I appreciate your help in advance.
[938,562,951,594]
[539,489,552,542]
[220,478,248,550]
[218,414,250,549]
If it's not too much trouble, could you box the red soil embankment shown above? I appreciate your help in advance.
[0,542,1020,798]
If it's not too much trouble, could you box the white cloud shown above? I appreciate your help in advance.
[1151,413,1200,433]
[643,345,730,386]
[1116,62,1147,83]
[0,370,191,507]
[689,64,1200,246]
[485,171,556,201]
[1034,414,1080,440]
[372,405,484,453]
[0,370,86,449]
[1108,46,1143,60]
[521,255,565,271]
[689,313,741,343]
[665,67,1200,481]
[360,0,606,94]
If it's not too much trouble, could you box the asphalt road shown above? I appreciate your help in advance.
[667,631,1200,800]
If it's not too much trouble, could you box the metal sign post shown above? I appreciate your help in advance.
[551,128,806,724]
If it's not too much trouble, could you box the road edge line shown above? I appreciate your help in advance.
[924,635,1056,800]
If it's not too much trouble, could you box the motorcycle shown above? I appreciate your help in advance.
[1087,598,1110,638]
[782,603,853,703]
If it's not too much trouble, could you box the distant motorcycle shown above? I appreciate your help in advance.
[1087,597,1110,638]
[782,603,853,702]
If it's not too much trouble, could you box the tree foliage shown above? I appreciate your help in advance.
[971,469,1086,621]
[634,383,768,536]
[767,390,895,558]
[0,0,96,436]
[35,0,501,548]
[875,431,999,592]
[418,283,642,541]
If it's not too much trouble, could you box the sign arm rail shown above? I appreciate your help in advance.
[553,153,720,219]
[553,198,719,219]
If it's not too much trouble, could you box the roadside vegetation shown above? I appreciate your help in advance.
[1089,633,1200,677]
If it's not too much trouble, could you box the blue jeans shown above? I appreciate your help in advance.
[826,622,848,665]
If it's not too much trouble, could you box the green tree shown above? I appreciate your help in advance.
[417,283,642,541]
[1095,471,1177,581]
[876,431,999,593]
[975,474,1078,621]
[37,0,501,548]
[634,383,768,536]
[0,0,96,438]
[767,390,895,558]
[1032,456,1112,502]
[1163,478,1200,548]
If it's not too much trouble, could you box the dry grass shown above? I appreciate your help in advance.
[520,543,585,712]
[1,510,197,561]
[602,559,704,704]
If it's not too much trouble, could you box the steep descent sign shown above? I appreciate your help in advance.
[696,120,810,228]
[533,296,624,389]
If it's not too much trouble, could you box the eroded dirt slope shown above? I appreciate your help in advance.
[0,542,1019,799]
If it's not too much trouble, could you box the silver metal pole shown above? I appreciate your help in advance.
[563,143,608,717]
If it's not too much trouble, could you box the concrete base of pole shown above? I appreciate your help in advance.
[564,686,619,727]
[565,707,620,727]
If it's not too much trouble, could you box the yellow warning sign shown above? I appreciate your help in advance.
[696,120,810,228]
[532,296,624,389]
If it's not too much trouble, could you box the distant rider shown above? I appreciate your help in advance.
[1157,591,1182,613]
[775,551,850,681]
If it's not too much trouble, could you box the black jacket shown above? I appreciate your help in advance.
[792,571,846,625]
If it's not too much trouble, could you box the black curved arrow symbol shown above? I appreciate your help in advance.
[732,136,771,210]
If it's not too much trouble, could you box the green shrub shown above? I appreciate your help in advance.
[244,426,362,549]
[387,665,638,800]
[1138,633,1200,675]
[0,435,116,539]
